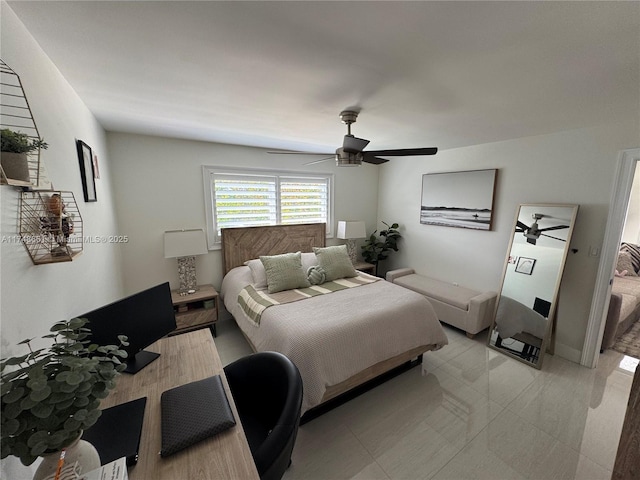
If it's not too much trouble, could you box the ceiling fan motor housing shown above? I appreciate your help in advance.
[339,110,359,125]
[335,148,362,166]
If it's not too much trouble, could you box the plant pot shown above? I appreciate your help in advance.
[1,151,31,183]
[33,432,101,480]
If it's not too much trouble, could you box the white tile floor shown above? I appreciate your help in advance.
[214,319,637,480]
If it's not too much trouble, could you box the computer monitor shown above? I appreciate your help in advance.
[81,282,177,374]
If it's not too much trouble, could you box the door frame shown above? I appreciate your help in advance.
[582,148,640,368]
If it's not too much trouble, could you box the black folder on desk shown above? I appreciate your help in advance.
[160,375,236,457]
[82,396,147,466]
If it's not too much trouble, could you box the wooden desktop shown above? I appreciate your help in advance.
[101,329,259,479]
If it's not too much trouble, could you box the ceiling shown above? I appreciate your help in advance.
[7,1,640,154]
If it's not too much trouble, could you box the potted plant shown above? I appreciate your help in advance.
[0,128,48,183]
[0,317,127,468]
[361,221,402,276]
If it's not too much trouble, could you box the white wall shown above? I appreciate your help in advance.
[503,244,565,307]
[0,5,125,478]
[106,132,379,297]
[621,167,640,243]
[379,122,639,361]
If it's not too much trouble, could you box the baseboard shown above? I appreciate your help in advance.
[552,342,582,364]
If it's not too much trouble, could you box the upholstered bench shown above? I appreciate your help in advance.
[386,268,498,338]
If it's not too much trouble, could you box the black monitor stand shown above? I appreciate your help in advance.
[124,350,160,374]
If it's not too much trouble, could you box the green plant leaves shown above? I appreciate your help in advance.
[361,221,402,267]
[3,386,25,404]
[1,317,129,466]
[31,403,54,419]
[0,129,48,154]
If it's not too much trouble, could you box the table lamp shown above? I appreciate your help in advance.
[164,229,208,294]
[336,220,366,264]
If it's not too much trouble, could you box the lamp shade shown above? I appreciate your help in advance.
[336,221,366,240]
[164,229,208,258]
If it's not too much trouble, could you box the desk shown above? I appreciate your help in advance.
[101,329,259,480]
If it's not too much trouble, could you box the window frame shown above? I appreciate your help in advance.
[202,166,334,250]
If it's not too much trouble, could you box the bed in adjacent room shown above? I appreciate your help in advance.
[220,223,448,415]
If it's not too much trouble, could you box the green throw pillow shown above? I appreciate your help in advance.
[313,245,357,282]
[260,252,311,293]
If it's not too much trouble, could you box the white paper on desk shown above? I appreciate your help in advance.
[79,457,128,480]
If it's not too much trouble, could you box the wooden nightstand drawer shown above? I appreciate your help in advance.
[170,284,219,336]
[175,308,217,330]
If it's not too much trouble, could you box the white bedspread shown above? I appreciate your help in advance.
[495,295,548,339]
[221,266,448,413]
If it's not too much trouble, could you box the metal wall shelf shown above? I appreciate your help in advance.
[1,59,51,190]
[20,191,83,264]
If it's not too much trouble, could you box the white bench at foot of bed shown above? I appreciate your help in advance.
[386,268,498,338]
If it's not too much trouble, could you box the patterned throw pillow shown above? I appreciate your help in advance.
[260,252,311,293]
[616,251,638,277]
[313,245,357,282]
[620,243,640,274]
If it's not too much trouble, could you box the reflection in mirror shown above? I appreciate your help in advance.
[488,204,579,369]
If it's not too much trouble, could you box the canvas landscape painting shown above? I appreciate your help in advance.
[420,169,497,230]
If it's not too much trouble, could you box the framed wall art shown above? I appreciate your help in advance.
[420,169,497,230]
[76,139,96,202]
[515,256,536,275]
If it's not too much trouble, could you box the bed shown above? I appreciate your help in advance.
[220,223,448,414]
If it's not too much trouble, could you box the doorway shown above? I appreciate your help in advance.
[582,148,640,368]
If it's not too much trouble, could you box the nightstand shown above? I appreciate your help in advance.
[170,284,219,337]
[353,261,376,275]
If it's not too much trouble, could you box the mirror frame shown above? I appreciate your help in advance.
[487,203,579,369]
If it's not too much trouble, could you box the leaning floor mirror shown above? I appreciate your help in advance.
[488,204,579,369]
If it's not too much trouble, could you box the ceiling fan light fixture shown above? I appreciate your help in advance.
[335,149,362,167]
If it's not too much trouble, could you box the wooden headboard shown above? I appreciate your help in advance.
[221,223,326,274]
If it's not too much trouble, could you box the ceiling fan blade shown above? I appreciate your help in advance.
[267,150,333,156]
[538,225,570,232]
[343,135,370,153]
[304,156,334,166]
[362,154,389,165]
[516,221,530,231]
[364,147,438,157]
[540,233,567,242]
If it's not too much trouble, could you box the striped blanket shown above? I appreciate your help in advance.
[238,274,380,325]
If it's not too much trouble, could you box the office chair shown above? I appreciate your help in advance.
[224,351,303,480]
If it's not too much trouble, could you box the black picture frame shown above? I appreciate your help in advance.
[77,139,97,202]
[515,256,536,275]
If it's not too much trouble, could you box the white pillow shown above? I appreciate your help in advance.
[301,252,318,270]
[244,259,268,289]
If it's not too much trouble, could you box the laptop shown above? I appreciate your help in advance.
[82,397,147,466]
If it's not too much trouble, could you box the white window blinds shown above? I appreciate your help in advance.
[203,167,332,246]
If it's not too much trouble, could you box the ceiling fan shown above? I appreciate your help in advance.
[516,214,570,245]
[268,110,438,166]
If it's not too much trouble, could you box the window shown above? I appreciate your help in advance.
[203,166,333,248]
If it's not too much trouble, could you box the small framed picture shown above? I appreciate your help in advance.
[515,256,536,275]
[76,140,97,202]
[92,153,100,179]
